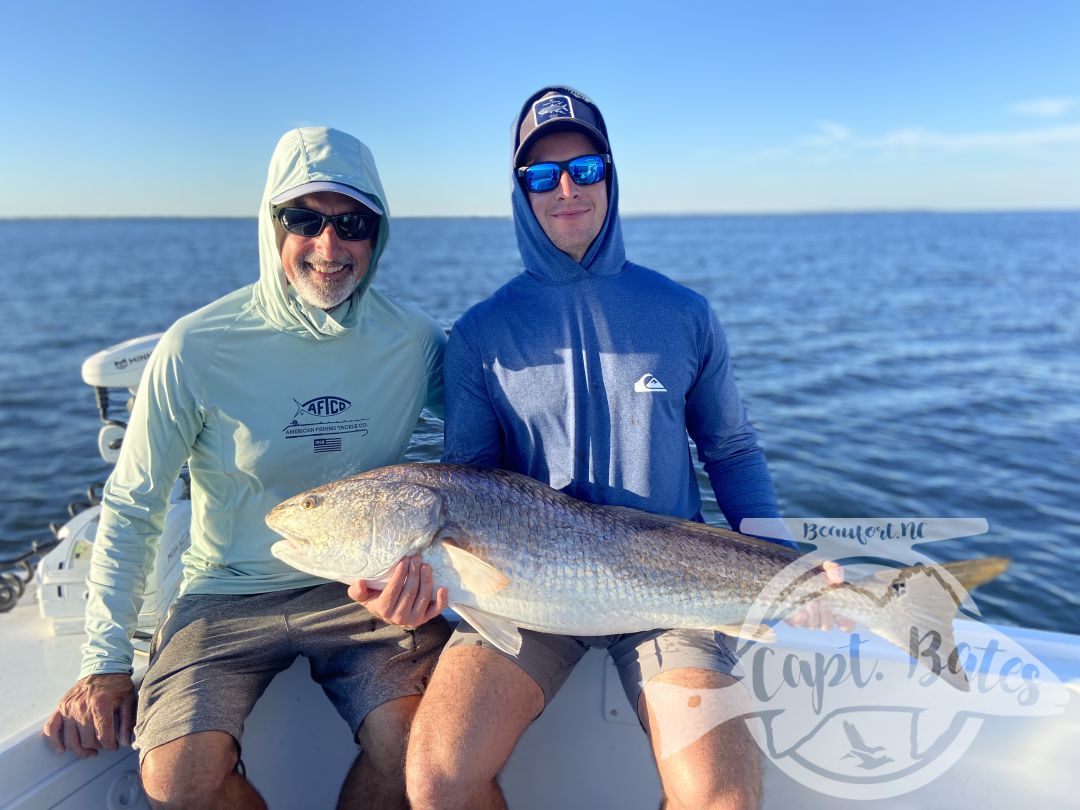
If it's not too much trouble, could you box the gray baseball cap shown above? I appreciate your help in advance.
[513,86,611,167]
[270,180,383,215]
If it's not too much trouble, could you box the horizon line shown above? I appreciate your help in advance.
[2,207,1079,221]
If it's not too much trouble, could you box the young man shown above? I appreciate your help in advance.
[44,127,450,810]
[400,86,803,810]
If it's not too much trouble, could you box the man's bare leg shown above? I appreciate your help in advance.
[141,731,265,810]
[405,646,544,810]
[639,668,761,810]
[337,694,421,810]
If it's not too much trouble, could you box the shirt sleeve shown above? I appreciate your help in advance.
[80,338,203,678]
[442,317,504,467]
[421,315,448,420]
[685,307,793,546]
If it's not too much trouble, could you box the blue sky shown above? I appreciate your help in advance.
[2,0,1078,217]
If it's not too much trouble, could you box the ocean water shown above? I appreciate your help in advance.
[1,213,1077,634]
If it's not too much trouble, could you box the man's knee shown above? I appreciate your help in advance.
[355,694,419,779]
[666,779,760,810]
[655,727,760,810]
[140,731,239,807]
[405,646,542,805]
[405,706,492,805]
[404,744,461,806]
[642,669,761,810]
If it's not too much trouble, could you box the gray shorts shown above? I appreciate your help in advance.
[444,623,739,715]
[134,583,451,759]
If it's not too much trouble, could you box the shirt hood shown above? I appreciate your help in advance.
[511,86,626,285]
[254,127,391,339]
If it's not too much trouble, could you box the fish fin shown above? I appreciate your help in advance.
[839,558,1009,692]
[441,541,510,596]
[595,504,800,558]
[713,623,777,642]
[453,603,523,655]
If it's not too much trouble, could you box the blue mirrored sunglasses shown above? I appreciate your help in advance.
[273,207,378,241]
[517,154,611,194]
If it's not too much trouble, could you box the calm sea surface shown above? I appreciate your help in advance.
[1,213,1077,633]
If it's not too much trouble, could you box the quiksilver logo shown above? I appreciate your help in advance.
[634,374,667,393]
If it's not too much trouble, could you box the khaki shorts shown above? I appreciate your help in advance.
[444,622,739,714]
[134,583,451,759]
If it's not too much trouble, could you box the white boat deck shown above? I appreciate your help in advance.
[2,586,1078,809]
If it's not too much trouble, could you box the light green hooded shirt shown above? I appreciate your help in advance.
[81,128,446,677]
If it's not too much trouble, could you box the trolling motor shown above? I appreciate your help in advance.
[82,334,163,464]
[0,335,190,637]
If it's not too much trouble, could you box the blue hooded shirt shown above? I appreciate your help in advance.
[443,88,782,533]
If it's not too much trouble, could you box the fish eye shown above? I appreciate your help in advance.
[301,495,319,510]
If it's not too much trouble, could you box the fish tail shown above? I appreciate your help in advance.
[939,557,1010,592]
[833,557,1009,691]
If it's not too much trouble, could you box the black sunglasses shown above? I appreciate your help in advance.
[273,206,378,241]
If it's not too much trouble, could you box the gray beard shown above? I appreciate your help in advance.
[288,252,358,310]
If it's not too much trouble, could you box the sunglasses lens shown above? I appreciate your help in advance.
[279,208,325,237]
[524,164,560,193]
[331,214,374,241]
[568,156,605,186]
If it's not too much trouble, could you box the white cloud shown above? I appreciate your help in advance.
[747,121,1080,162]
[1010,97,1076,118]
[802,121,853,146]
[871,124,1080,150]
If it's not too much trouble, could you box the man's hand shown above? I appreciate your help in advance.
[43,673,136,757]
[348,555,448,627]
[785,561,855,633]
